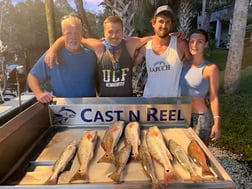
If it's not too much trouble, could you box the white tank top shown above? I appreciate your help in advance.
[143,36,182,97]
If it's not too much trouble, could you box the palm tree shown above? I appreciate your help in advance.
[224,0,249,94]
[177,0,193,35]
[74,0,94,38]
[101,0,137,37]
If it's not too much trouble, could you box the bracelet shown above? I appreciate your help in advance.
[214,116,221,119]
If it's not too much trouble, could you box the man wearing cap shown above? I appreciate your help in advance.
[135,5,191,97]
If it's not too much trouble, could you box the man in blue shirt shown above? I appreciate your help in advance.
[27,14,97,103]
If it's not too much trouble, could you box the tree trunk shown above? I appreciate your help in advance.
[74,0,93,38]
[223,0,249,94]
[45,0,56,46]
[201,0,207,30]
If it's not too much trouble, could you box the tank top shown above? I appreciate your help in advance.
[180,61,209,98]
[143,36,183,97]
[97,39,133,97]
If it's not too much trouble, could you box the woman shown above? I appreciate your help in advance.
[180,29,221,146]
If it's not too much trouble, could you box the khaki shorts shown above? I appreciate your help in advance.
[190,111,213,141]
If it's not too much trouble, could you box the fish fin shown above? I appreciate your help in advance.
[108,171,121,183]
[44,176,57,185]
[97,153,114,163]
[202,167,215,177]
[70,170,88,183]
[168,169,183,182]
[166,150,173,160]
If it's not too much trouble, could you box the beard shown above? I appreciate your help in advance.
[156,28,170,38]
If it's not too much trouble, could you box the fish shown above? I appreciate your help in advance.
[187,139,215,177]
[124,121,141,160]
[53,107,77,124]
[139,144,162,189]
[108,143,132,183]
[168,139,202,182]
[146,126,183,184]
[70,130,98,183]
[98,121,125,163]
[45,140,78,185]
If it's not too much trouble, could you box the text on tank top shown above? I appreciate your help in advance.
[97,39,133,97]
[143,36,183,97]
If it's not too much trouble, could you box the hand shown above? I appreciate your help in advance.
[210,125,221,142]
[44,50,59,69]
[170,31,187,40]
[36,92,55,104]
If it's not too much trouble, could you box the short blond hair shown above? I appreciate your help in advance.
[103,16,123,29]
[61,14,82,33]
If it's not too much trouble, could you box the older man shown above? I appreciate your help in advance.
[27,14,97,103]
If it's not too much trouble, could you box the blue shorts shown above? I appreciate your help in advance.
[190,111,213,141]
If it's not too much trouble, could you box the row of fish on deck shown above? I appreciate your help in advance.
[45,121,217,188]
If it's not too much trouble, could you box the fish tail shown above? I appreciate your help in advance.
[70,171,88,183]
[152,178,163,189]
[169,169,183,182]
[202,167,215,177]
[108,171,121,183]
[190,174,203,182]
[97,153,114,163]
[131,153,140,161]
[44,176,57,185]
[163,171,169,184]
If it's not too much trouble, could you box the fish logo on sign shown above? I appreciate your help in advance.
[53,106,77,124]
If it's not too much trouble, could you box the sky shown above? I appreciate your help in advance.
[11,0,104,13]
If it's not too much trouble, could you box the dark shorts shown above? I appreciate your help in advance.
[190,111,213,141]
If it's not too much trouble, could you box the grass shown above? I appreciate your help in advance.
[206,48,252,161]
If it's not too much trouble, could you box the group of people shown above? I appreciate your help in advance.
[27,5,221,145]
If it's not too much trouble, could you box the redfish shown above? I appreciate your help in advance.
[139,144,161,189]
[108,143,132,183]
[146,126,183,184]
[187,139,215,177]
[98,121,125,163]
[45,140,78,185]
[70,130,98,183]
[168,139,202,182]
[124,121,141,160]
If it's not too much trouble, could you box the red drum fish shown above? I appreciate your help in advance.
[124,121,141,160]
[45,140,78,185]
[70,130,98,183]
[146,126,183,184]
[108,143,132,183]
[98,121,125,163]
[168,139,202,182]
[187,139,215,177]
[139,144,162,189]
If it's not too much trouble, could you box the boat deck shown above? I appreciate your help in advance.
[0,92,36,125]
